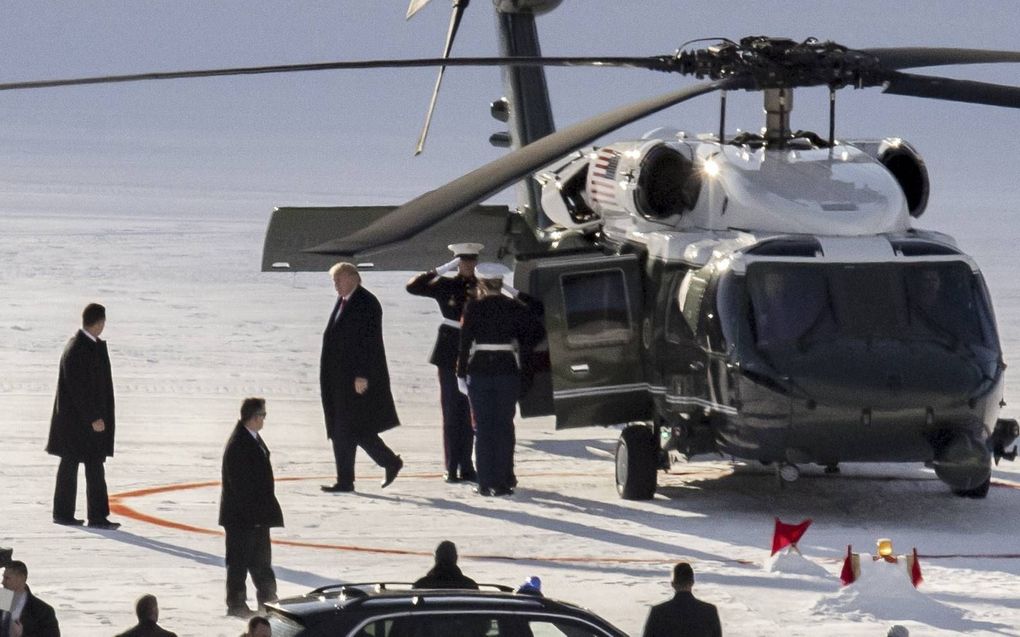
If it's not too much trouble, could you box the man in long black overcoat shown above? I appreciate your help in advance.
[320,262,402,493]
[219,397,283,618]
[45,303,120,529]
[642,562,722,637]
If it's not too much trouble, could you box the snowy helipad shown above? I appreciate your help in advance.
[3,213,1020,636]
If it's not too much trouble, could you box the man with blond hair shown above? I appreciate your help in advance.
[320,263,403,493]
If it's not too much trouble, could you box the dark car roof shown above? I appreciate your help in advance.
[266,582,626,636]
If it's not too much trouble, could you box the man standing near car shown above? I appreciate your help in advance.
[46,302,120,530]
[642,562,721,637]
[219,398,283,619]
[1,560,61,637]
[406,243,481,484]
[320,262,403,493]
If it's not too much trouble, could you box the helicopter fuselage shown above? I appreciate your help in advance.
[520,135,1014,496]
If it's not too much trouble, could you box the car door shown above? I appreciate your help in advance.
[524,254,650,429]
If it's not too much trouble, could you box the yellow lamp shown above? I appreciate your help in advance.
[877,538,894,558]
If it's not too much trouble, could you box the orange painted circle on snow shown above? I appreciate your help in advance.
[109,474,1020,564]
[109,473,707,564]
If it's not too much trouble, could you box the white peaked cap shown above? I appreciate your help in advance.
[475,262,511,281]
[448,242,483,257]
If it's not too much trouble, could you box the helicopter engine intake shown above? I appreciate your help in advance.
[849,138,930,218]
[586,140,702,222]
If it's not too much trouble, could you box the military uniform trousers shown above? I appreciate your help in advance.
[438,366,475,477]
[466,373,519,492]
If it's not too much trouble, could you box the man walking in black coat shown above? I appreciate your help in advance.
[219,398,284,618]
[320,262,403,493]
[642,562,721,637]
[46,302,120,529]
[1,560,61,637]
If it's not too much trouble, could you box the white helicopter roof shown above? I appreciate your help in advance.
[682,142,912,236]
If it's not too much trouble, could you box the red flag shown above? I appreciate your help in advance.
[840,544,856,586]
[771,517,813,555]
[910,548,923,587]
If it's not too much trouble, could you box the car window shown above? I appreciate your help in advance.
[352,618,397,637]
[383,614,506,637]
[526,618,608,637]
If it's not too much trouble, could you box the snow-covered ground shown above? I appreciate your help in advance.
[2,210,1019,637]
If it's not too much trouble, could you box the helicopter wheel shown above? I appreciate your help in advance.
[616,424,658,500]
[952,476,991,499]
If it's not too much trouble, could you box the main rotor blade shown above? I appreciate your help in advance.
[0,56,666,92]
[406,0,433,19]
[415,0,470,156]
[308,77,744,256]
[883,71,1020,108]
[862,48,1020,70]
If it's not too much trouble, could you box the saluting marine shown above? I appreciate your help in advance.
[406,243,481,483]
[457,264,544,497]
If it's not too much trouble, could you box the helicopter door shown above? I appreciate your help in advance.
[528,254,650,429]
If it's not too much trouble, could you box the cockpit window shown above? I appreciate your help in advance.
[741,261,996,351]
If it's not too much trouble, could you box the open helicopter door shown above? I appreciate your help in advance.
[519,253,651,429]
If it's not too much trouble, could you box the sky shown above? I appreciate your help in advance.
[0,0,1017,228]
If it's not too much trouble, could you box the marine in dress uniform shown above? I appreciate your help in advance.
[406,243,481,483]
[457,264,544,496]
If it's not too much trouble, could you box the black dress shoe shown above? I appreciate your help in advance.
[226,605,256,619]
[87,519,121,530]
[474,486,494,497]
[53,516,84,526]
[321,483,355,493]
[381,456,403,488]
[460,469,478,483]
[491,487,514,497]
[443,472,462,484]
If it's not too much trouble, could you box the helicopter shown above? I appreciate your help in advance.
[4,1,1019,500]
[259,0,1020,500]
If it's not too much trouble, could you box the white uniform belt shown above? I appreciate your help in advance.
[440,318,461,329]
[469,342,519,367]
[472,343,516,352]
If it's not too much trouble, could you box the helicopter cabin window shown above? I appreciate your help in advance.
[560,269,632,346]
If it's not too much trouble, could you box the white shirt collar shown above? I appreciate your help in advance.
[80,328,98,342]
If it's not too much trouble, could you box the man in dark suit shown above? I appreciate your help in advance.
[46,302,120,530]
[1,560,60,637]
[219,398,284,619]
[406,243,481,483]
[114,594,177,637]
[413,540,478,590]
[642,562,721,637]
[320,262,403,493]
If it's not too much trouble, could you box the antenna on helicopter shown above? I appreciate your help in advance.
[408,0,472,156]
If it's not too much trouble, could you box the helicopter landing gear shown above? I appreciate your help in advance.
[952,476,991,499]
[777,463,800,484]
[616,424,657,500]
